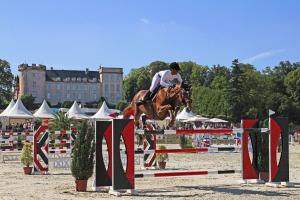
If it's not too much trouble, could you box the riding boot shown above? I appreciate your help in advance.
[143,90,152,101]
[137,90,151,106]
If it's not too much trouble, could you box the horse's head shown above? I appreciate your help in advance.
[181,81,192,111]
[168,83,192,111]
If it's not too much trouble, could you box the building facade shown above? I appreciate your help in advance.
[17,64,123,105]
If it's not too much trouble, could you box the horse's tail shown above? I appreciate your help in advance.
[122,103,135,119]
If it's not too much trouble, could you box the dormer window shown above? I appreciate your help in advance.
[77,77,81,82]
[56,77,61,81]
[72,77,76,81]
[83,77,87,82]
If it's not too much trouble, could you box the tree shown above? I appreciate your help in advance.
[21,94,35,110]
[0,59,14,108]
[116,99,128,111]
[226,59,245,122]
[147,61,169,77]
[285,67,300,102]
[49,112,72,130]
[62,101,73,108]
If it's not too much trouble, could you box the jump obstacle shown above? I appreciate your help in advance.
[93,113,289,195]
[33,124,77,173]
[141,125,241,168]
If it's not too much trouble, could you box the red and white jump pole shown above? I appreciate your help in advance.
[135,169,241,178]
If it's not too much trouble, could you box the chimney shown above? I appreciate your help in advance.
[85,68,89,75]
[50,67,53,70]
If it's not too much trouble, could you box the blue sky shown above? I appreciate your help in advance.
[1,0,299,75]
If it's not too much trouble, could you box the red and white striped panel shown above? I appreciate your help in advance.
[143,147,240,154]
[135,169,241,178]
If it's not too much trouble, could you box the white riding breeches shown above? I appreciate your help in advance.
[149,73,161,92]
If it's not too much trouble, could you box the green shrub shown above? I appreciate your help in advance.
[71,121,95,180]
[156,145,168,162]
[20,142,33,167]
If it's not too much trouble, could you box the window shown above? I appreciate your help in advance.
[32,73,36,77]
[57,83,61,90]
[47,83,51,90]
[47,93,51,98]
[93,94,97,99]
[105,84,109,92]
[32,81,36,89]
[67,94,70,99]
[116,84,120,92]
[110,84,114,91]
[32,91,37,97]
[67,84,70,90]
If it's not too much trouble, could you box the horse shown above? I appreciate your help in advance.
[122,83,192,129]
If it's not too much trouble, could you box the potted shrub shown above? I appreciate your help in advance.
[71,121,95,192]
[156,145,168,169]
[20,142,33,175]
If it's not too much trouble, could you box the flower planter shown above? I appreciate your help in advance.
[75,180,88,192]
[158,161,166,169]
[23,167,32,175]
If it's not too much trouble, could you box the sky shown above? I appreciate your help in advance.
[1,0,299,75]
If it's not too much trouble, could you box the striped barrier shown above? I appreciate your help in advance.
[93,114,290,195]
[33,126,77,173]
[135,169,241,178]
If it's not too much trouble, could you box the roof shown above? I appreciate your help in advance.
[5,98,33,118]
[90,101,115,119]
[66,101,89,119]
[176,108,196,120]
[0,99,15,117]
[34,100,55,119]
[46,69,99,82]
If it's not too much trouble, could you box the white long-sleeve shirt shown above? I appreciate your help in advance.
[158,70,183,87]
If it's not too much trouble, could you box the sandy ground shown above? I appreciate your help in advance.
[0,144,299,200]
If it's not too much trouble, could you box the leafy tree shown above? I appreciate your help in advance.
[49,112,72,130]
[285,67,300,102]
[190,65,209,86]
[62,101,73,108]
[146,61,169,77]
[178,61,197,82]
[116,99,128,111]
[0,59,14,101]
[21,94,35,110]
[226,59,245,122]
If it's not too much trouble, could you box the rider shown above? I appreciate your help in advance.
[139,62,183,104]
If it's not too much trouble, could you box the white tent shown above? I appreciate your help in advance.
[90,101,114,119]
[0,99,15,117]
[33,100,55,119]
[184,115,209,122]
[208,118,228,123]
[5,98,33,118]
[66,101,89,119]
[176,107,196,120]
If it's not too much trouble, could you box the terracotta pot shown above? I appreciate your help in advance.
[23,166,32,175]
[75,180,88,192]
[259,171,269,182]
[158,161,166,169]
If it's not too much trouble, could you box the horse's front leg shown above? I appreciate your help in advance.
[157,104,172,116]
[168,110,176,129]
[134,104,142,129]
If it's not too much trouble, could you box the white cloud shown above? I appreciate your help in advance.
[139,18,149,24]
[241,49,286,64]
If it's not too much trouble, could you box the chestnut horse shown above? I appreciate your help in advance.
[122,84,192,129]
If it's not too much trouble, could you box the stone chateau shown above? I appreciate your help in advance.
[15,64,123,105]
